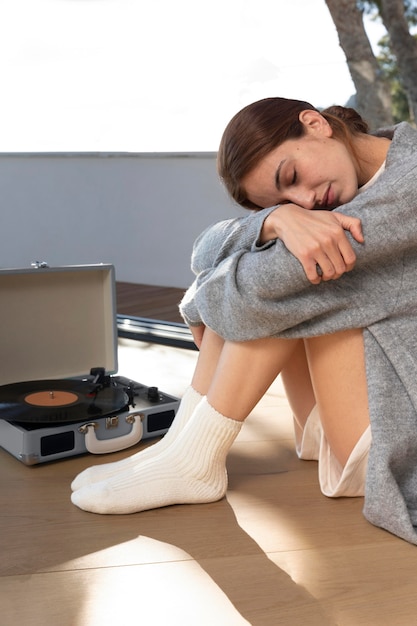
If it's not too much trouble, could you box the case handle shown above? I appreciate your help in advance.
[79,413,144,454]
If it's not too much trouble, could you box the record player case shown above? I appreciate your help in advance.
[0,263,179,465]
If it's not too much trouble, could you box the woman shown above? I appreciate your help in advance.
[71,99,417,544]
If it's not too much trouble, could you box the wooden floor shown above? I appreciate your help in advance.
[116,281,185,324]
[2,288,417,625]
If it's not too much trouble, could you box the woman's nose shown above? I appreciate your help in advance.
[289,189,316,210]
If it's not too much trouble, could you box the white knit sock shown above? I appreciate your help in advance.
[71,386,203,491]
[71,398,242,514]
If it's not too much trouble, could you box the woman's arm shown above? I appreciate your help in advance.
[189,207,277,277]
[191,205,362,283]
[180,207,277,329]
[180,163,417,341]
[259,205,363,283]
[182,201,363,328]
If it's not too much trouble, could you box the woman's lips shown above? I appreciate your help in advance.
[323,185,336,209]
[326,186,333,207]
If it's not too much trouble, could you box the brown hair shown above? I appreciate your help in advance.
[217,97,369,210]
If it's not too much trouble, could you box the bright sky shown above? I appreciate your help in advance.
[0,0,384,152]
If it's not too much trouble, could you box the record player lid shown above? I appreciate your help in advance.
[0,264,118,386]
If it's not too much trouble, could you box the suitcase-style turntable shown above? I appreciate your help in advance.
[0,263,179,465]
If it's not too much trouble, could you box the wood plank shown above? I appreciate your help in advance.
[116,281,185,323]
[3,339,417,625]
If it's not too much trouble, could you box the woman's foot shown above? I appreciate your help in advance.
[71,398,242,514]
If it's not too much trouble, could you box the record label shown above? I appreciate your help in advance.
[25,390,79,407]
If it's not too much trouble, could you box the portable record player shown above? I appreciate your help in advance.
[0,263,179,465]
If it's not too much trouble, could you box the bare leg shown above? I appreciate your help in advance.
[279,340,316,449]
[305,328,369,467]
[206,332,300,420]
[197,329,370,468]
[193,326,301,415]
[70,328,225,492]
[71,327,369,513]
[71,330,301,513]
[191,327,225,395]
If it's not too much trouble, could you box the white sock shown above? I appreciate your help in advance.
[71,398,242,514]
[71,386,203,491]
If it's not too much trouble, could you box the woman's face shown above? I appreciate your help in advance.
[242,110,360,210]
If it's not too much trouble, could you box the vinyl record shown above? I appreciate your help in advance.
[0,379,129,424]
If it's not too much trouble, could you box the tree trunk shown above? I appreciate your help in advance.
[379,0,417,123]
[325,0,393,129]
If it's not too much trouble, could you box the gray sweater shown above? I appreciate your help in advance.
[180,122,417,544]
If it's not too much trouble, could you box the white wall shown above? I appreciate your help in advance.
[0,152,246,288]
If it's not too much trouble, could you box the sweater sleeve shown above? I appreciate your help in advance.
[186,160,417,340]
[179,206,278,327]
[190,206,278,274]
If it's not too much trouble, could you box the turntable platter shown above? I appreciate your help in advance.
[0,379,129,424]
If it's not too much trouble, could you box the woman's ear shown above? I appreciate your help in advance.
[299,110,333,137]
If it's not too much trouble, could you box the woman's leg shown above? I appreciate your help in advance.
[71,326,371,513]
[205,332,300,420]
[279,340,317,451]
[304,328,370,467]
[279,331,370,496]
[71,327,227,491]
[191,326,226,394]
[71,330,300,513]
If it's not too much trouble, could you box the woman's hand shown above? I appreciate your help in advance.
[260,204,364,284]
